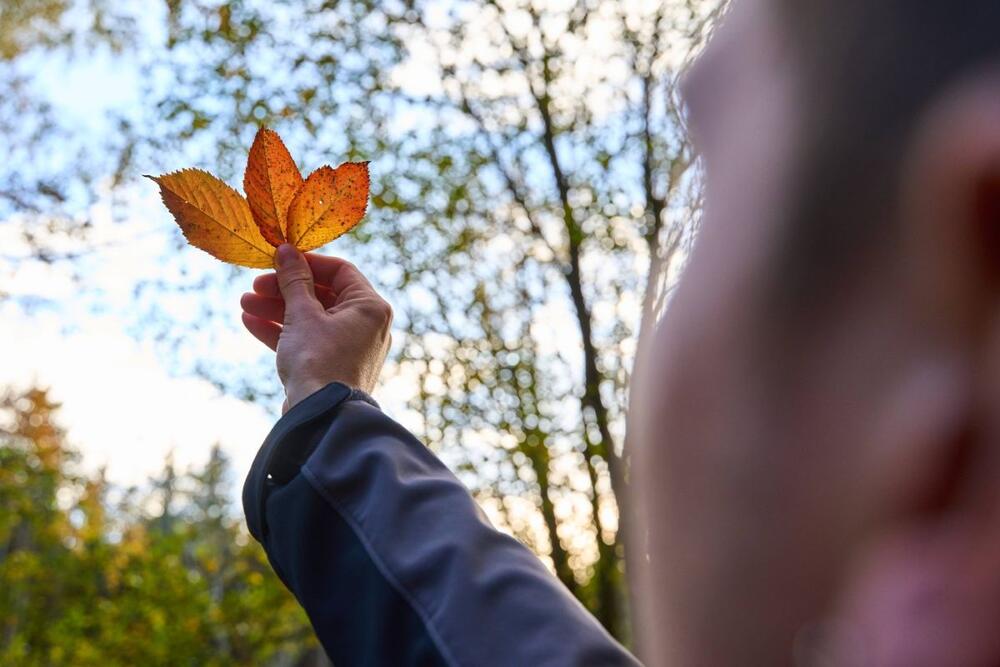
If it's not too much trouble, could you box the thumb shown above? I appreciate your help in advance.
[274,244,321,320]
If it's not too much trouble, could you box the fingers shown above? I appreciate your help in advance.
[274,244,323,320]
[304,252,375,299]
[256,255,372,295]
[252,275,336,308]
[257,248,378,313]
[241,312,281,351]
[253,272,281,298]
[241,292,285,323]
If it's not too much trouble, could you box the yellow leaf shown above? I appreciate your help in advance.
[243,127,303,246]
[147,169,275,268]
[286,162,370,252]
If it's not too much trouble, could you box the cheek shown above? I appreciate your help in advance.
[631,279,782,652]
[643,49,803,489]
[634,273,761,530]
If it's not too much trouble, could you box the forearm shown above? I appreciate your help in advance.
[243,382,640,667]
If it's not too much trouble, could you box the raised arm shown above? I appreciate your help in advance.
[240,245,639,667]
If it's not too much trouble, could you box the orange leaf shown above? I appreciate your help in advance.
[146,169,275,268]
[150,129,369,267]
[286,162,370,252]
[243,128,303,246]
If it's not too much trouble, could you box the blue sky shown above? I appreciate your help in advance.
[1,7,418,494]
[2,0,685,539]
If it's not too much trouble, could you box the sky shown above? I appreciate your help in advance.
[2,0,681,517]
[2,182,276,494]
[1,24,415,499]
[2,180,425,500]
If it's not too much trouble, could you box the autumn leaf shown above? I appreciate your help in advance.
[150,128,370,268]
[146,169,275,268]
[286,162,370,252]
[243,128,303,246]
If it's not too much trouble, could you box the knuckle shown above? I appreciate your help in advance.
[358,298,393,327]
[280,273,312,290]
[374,299,394,323]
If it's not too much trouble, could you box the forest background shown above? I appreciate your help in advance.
[0,0,723,662]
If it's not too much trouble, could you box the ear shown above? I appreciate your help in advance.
[893,70,1000,514]
[830,71,1000,665]
[870,71,1000,524]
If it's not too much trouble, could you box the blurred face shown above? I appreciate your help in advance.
[631,0,923,663]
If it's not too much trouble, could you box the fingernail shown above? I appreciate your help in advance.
[275,244,297,268]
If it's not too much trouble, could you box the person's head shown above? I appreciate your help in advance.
[630,1,1000,664]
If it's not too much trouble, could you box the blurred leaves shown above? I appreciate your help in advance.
[0,0,135,61]
[0,387,323,665]
[1,0,725,644]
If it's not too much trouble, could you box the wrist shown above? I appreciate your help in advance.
[285,373,372,411]
[284,378,329,411]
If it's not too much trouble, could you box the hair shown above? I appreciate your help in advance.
[770,2,1000,311]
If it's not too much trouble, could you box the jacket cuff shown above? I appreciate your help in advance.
[243,382,375,542]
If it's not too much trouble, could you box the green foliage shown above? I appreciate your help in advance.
[1,0,727,644]
[0,388,322,665]
[0,0,135,61]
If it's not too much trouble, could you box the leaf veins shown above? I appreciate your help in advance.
[147,169,275,268]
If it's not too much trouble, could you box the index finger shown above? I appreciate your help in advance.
[303,252,376,299]
[252,272,337,305]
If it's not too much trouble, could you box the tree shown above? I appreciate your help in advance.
[1,0,727,642]
[0,388,77,660]
[0,386,326,664]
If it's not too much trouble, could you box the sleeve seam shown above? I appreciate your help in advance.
[299,464,461,667]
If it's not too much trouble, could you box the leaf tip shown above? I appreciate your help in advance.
[254,125,276,140]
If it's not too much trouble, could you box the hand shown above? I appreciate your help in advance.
[240,244,393,412]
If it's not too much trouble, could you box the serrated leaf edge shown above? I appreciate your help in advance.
[147,169,275,261]
[287,162,370,248]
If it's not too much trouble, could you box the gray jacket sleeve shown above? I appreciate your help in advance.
[243,381,641,667]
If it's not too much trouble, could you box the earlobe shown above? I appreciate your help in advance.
[831,353,1000,667]
[829,510,1000,667]
[865,353,973,523]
